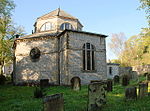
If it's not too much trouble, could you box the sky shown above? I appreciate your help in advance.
[12,0,148,60]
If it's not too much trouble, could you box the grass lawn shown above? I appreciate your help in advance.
[0,76,150,111]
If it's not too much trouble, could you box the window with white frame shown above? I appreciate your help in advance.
[40,22,54,31]
[83,43,95,71]
[60,23,73,30]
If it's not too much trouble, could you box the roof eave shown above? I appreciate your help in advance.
[58,29,108,37]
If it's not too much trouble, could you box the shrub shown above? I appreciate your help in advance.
[0,75,6,85]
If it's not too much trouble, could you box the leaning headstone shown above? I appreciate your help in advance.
[106,79,113,92]
[125,87,137,100]
[138,82,148,98]
[40,79,49,88]
[43,93,64,111]
[146,73,150,81]
[88,82,106,111]
[71,77,81,91]
[114,75,120,84]
[122,75,129,86]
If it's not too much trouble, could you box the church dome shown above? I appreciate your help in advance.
[34,8,83,33]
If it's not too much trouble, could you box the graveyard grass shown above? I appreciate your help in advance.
[0,76,150,111]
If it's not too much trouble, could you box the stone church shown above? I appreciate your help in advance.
[13,8,107,85]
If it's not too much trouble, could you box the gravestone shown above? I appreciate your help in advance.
[43,93,64,111]
[138,82,148,98]
[146,73,150,81]
[40,79,49,88]
[88,82,106,111]
[106,79,113,92]
[70,77,81,91]
[122,75,129,86]
[114,75,120,84]
[90,80,107,91]
[125,87,137,100]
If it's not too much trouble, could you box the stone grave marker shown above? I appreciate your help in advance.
[114,75,120,84]
[106,79,113,92]
[125,87,137,100]
[40,79,49,88]
[138,82,148,98]
[43,93,64,111]
[122,75,129,86]
[88,82,106,111]
[70,77,81,91]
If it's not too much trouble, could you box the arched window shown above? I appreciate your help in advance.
[60,23,73,30]
[83,43,95,71]
[40,22,54,31]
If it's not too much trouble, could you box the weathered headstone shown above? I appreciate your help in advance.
[125,87,137,100]
[122,75,129,86]
[138,82,148,98]
[146,73,150,81]
[43,93,64,111]
[40,79,49,88]
[114,75,120,84]
[131,71,138,80]
[88,82,106,111]
[106,79,113,92]
[71,77,81,91]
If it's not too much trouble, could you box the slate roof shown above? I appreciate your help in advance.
[16,29,107,40]
[38,8,77,20]
[16,32,59,40]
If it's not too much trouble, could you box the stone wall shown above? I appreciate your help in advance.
[14,31,107,85]
[35,16,82,33]
[107,64,119,79]
[119,67,132,75]
[60,32,107,84]
[14,37,59,84]
[132,65,150,75]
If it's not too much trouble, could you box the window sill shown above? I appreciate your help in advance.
[81,70,97,73]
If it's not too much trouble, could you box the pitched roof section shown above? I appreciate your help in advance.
[58,29,108,38]
[16,32,59,40]
[38,8,77,20]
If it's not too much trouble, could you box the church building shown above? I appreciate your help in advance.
[13,8,107,85]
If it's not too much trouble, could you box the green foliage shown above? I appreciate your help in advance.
[0,0,15,17]
[138,0,150,25]
[112,28,150,67]
[0,0,25,75]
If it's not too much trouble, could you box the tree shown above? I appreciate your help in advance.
[119,28,150,67]
[108,32,127,60]
[0,0,25,75]
[138,0,150,25]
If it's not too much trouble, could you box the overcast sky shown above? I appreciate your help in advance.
[13,0,148,60]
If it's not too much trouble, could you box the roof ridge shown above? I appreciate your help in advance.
[37,8,58,19]
[37,8,77,20]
